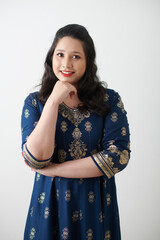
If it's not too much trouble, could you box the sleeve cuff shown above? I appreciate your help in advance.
[91,149,129,179]
[22,143,51,169]
[91,152,114,179]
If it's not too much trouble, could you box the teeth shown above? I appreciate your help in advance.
[62,71,72,74]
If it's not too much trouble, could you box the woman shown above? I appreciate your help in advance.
[21,24,130,240]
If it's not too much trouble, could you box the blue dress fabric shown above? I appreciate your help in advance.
[21,88,130,240]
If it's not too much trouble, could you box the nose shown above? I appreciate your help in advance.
[62,56,73,69]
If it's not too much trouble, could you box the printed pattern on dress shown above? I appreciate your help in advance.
[21,90,129,240]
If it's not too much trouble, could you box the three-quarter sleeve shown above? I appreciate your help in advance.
[91,90,131,179]
[21,92,51,169]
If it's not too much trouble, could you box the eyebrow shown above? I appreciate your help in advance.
[56,49,82,55]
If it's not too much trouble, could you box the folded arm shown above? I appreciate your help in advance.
[31,90,131,178]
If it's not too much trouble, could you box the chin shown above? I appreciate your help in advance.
[60,78,75,84]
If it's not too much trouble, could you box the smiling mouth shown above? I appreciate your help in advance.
[60,71,74,77]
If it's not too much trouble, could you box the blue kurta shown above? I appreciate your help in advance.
[21,89,130,240]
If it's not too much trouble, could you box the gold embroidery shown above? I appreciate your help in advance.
[108,140,115,145]
[72,210,83,222]
[79,178,84,184]
[62,227,69,240]
[38,192,45,204]
[30,207,33,217]
[111,112,118,122]
[113,167,120,174]
[103,179,107,188]
[72,127,82,139]
[107,144,119,154]
[119,150,129,165]
[36,173,40,181]
[104,230,111,240]
[59,103,90,127]
[69,126,87,159]
[79,210,83,220]
[106,193,111,206]
[108,145,129,165]
[56,189,59,200]
[93,147,129,178]
[90,149,98,155]
[58,149,67,163]
[85,121,92,132]
[86,229,93,240]
[88,191,95,203]
[117,97,125,113]
[107,157,114,168]
[72,211,79,222]
[32,99,37,107]
[72,210,79,222]
[23,143,51,169]
[92,153,114,179]
[65,190,71,202]
[104,93,109,102]
[29,228,36,240]
[69,139,87,159]
[24,109,30,118]
[99,211,105,223]
[121,127,127,136]
[61,121,68,132]
[44,207,50,219]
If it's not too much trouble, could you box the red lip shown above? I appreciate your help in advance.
[60,71,74,77]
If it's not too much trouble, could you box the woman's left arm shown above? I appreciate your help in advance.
[32,156,103,178]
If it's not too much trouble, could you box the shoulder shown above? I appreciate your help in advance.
[24,91,39,103]
[105,88,126,115]
[105,88,121,104]
[23,91,44,113]
[23,91,43,106]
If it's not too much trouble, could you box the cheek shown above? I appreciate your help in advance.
[52,60,59,73]
[80,63,86,75]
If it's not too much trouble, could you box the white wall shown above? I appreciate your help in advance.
[0,0,160,239]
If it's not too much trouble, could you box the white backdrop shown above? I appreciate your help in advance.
[0,0,160,239]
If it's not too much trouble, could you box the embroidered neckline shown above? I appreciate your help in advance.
[62,102,79,112]
[58,103,90,127]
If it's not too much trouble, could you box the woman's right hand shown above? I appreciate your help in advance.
[50,80,77,105]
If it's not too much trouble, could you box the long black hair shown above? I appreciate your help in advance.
[39,24,108,116]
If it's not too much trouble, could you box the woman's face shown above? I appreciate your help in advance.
[52,36,86,86]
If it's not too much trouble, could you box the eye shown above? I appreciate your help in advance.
[57,52,64,57]
[72,55,81,59]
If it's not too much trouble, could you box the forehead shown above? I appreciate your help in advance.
[55,36,84,53]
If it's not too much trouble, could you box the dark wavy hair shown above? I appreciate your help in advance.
[39,24,109,116]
